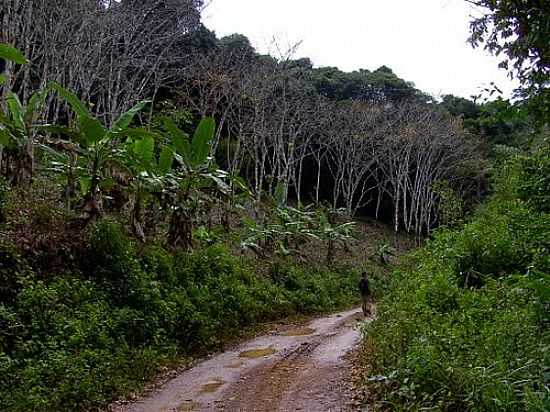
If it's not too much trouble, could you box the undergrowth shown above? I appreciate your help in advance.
[0,219,360,411]
[361,145,550,411]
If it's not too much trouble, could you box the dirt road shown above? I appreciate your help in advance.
[113,308,367,412]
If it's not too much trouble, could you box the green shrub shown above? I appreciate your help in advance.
[518,144,550,213]
[0,242,29,305]
[1,240,361,411]
[363,192,550,411]
[85,218,137,280]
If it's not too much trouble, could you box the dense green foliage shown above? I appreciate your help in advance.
[362,145,550,411]
[468,0,550,121]
[517,144,550,213]
[0,219,360,411]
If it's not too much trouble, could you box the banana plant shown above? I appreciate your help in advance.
[240,205,356,262]
[314,208,356,264]
[46,82,150,222]
[0,90,47,186]
[241,205,321,257]
[123,128,172,239]
[0,43,41,186]
[160,117,234,249]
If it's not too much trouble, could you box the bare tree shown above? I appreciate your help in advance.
[2,0,204,124]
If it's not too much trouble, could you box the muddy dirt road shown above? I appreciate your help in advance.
[113,308,367,412]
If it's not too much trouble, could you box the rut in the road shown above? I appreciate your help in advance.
[111,308,368,412]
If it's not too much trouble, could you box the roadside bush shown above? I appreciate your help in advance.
[362,181,550,410]
[1,230,361,411]
[518,144,550,213]
[269,261,360,313]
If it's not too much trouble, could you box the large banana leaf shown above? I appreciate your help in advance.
[49,82,90,119]
[79,116,106,146]
[0,44,28,65]
[158,145,175,174]
[162,117,191,164]
[191,117,215,166]
[133,135,155,164]
[49,82,107,146]
[112,100,150,133]
[6,93,24,130]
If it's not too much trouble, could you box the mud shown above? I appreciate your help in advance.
[111,308,368,412]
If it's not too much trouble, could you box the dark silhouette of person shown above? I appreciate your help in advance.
[358,271,371,316]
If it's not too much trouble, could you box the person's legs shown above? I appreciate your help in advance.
[362,294,369,316]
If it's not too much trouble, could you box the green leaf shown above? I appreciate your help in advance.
[7,92,25,130]
[99,177,114,191]
[134,135,155,164]
[191,117,216,165]
[0,74,6,85]
[25,89,47,122]
[0,44,28,65]
[79,176,92,196]
[79,116,106,145]
[163,118,191,163]
[0,128,10,147]
[112,100,150,132]
[49,82,91,119]
[158,145,174,174]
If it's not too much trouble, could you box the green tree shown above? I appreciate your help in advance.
[468,0,550,121]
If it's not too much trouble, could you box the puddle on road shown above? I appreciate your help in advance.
[177,401,201,411]
[199,378,225,394]
[280,327,316,336]
[239,347,277,358]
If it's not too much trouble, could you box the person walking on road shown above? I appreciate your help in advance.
[359,272,371,316]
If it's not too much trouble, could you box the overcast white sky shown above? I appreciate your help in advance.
[203,0,518,100]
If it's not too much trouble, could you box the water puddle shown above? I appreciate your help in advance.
[199,378,225,394]
[280,327,316,336]
[177,401,201,411]
[239,347,277,358]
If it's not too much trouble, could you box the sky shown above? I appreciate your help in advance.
[203,0,518,100]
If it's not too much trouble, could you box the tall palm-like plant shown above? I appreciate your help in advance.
[161,117,233,249]
[46,83,149,222]
[0,43,44,187]
[123,116,248,246]
[0,90,47,185]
